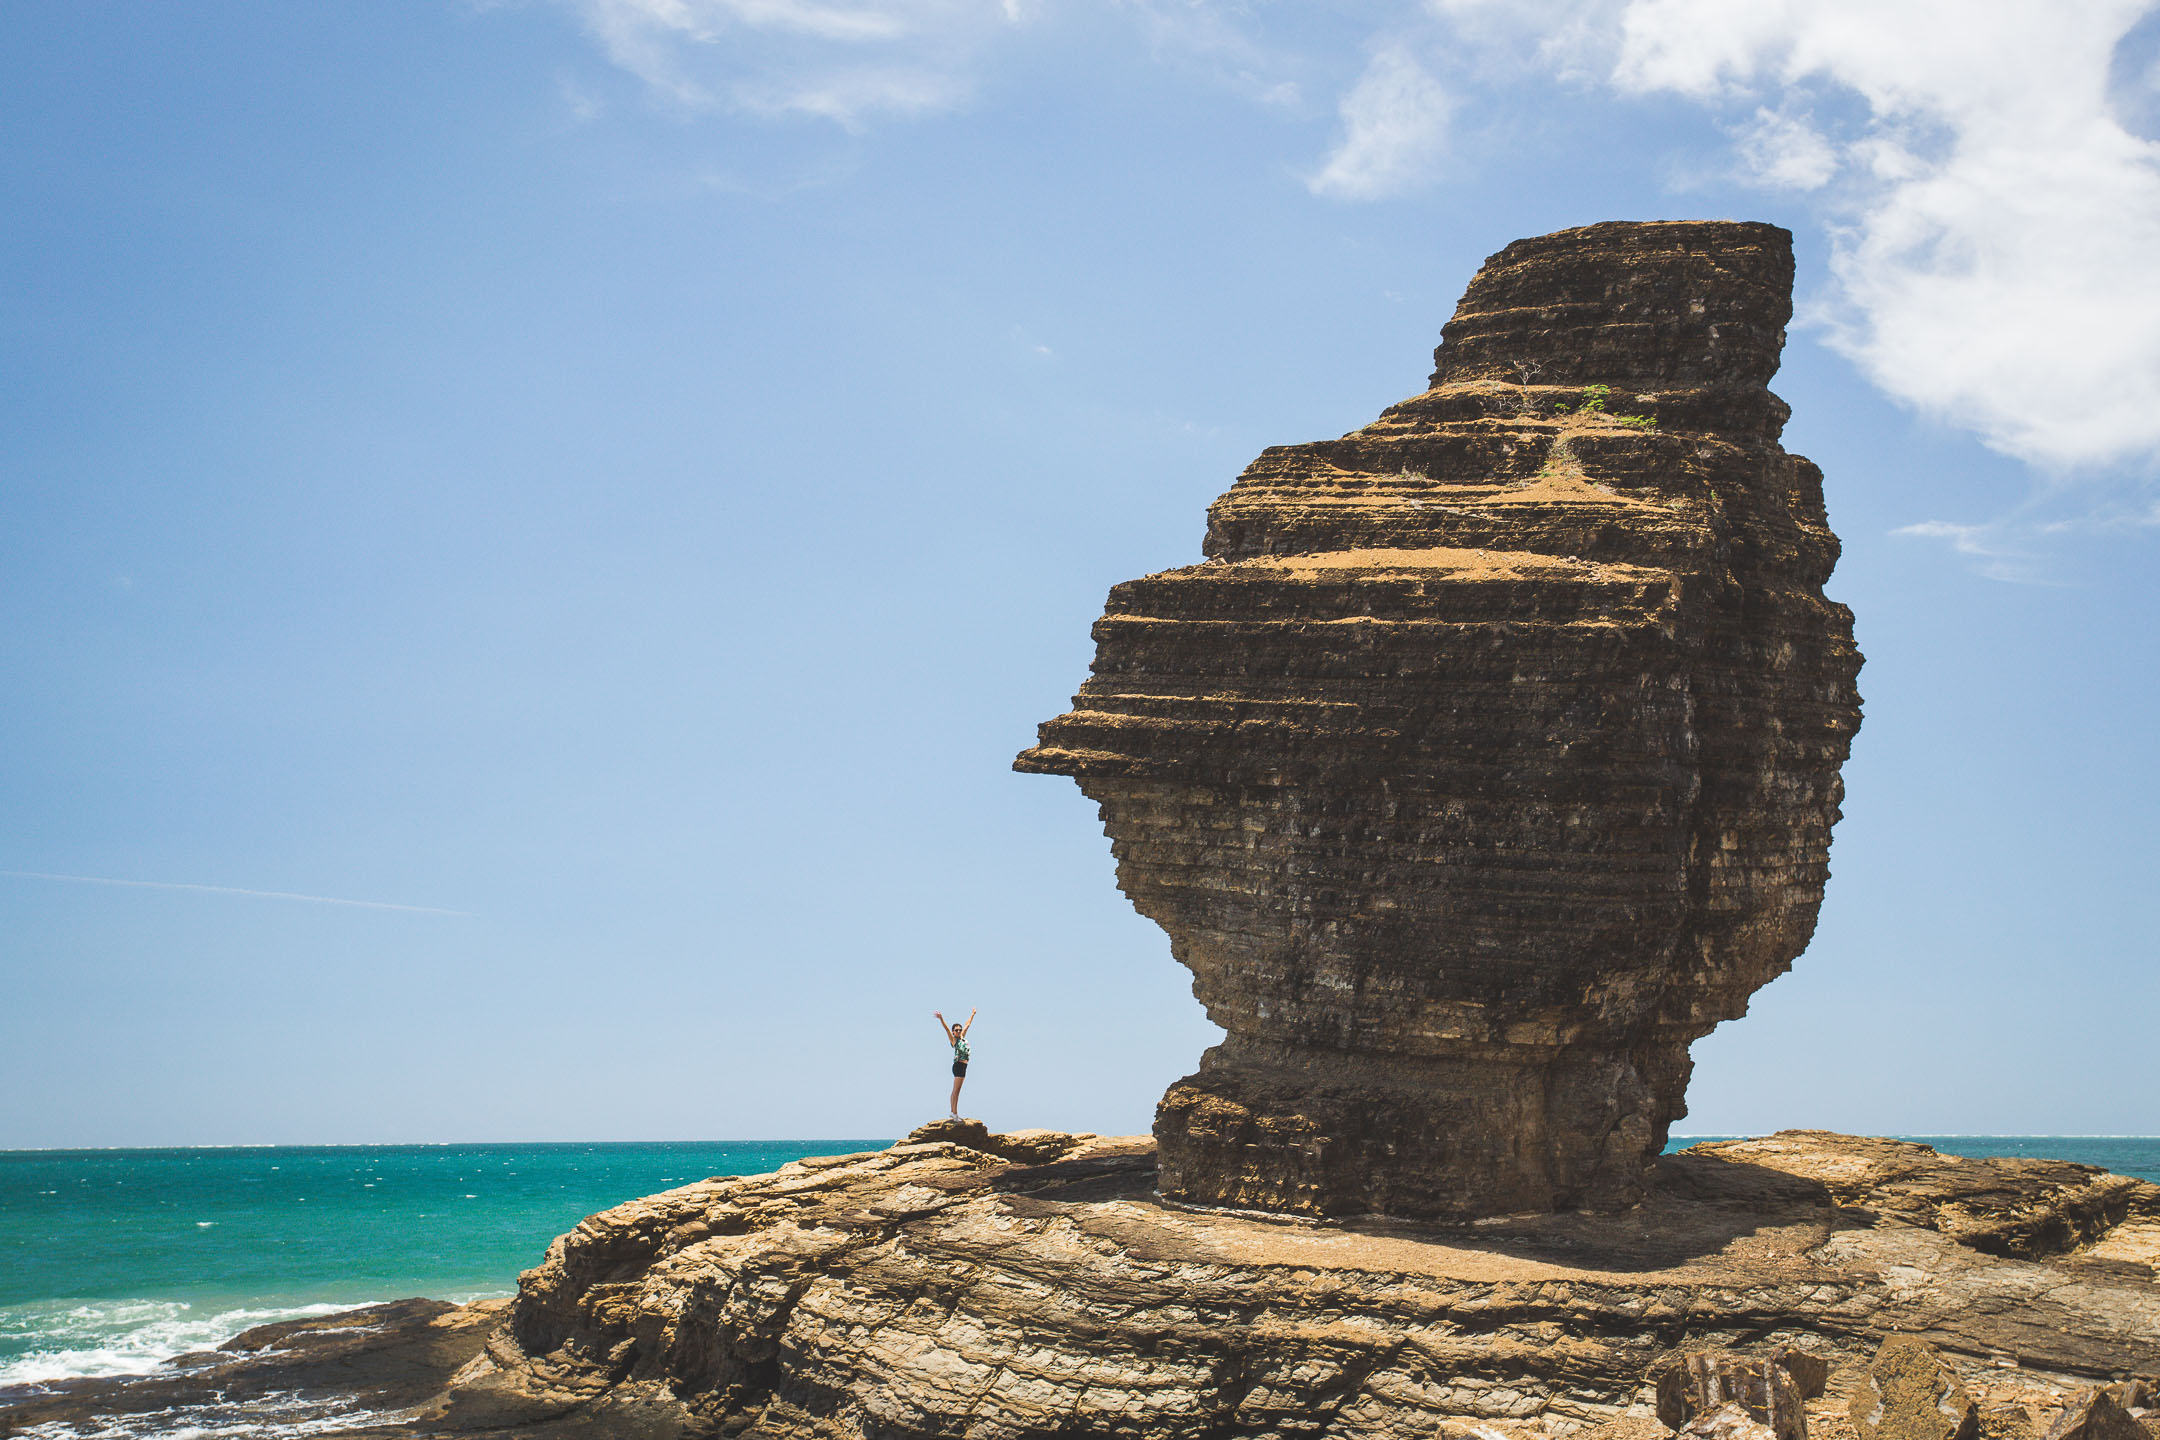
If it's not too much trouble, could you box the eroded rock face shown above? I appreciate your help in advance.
[1655,1352,1810,1440]
[1016,220,1864,1218]
[1849,1336,1980,1440]
[420,1128,2155,1440]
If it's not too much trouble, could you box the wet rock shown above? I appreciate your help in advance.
[0,1298,502,1438]
[1017,220,1863,1219]
[1849,1336,1980,1440]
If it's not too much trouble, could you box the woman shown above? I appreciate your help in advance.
[934,1008,976,1119]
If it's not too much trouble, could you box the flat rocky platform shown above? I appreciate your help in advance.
[6,1128,2156,1440]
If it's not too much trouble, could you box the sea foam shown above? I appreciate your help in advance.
[0,1299,365,1386]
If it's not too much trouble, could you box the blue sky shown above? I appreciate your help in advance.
[3,0,2156,1147]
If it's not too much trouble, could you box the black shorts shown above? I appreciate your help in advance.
[952,1061,968,1078]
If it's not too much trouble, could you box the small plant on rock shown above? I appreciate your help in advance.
[1552,382,1613,416]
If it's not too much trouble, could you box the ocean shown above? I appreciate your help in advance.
[0,1140,885,1388]
[2,1135,2156,1390]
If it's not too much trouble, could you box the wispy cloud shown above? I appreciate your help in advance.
[1892,518,2062,585]
[1309,46,1454,199]
[1731,106,1838,190]
[563,0,1023,125]
[1119,0,1306,108]
[0,871,474,917]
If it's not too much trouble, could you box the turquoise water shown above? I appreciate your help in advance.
[0,1140,885,1386]
[3,1135,2155,1388]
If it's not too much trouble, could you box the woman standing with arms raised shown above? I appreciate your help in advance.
[935,1008,975,1119]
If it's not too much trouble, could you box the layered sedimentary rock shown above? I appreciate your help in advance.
[1016,221,1864,1218]
[431,1128,2156,1438]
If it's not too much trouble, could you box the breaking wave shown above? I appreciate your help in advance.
[0,1298,367,1386]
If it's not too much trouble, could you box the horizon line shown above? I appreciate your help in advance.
[0,1138,902,1154]
[6,1134,2158,1155]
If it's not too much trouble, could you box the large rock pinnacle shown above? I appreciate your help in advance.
[1016,220,1864,1218]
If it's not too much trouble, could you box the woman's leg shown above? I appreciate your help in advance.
[949,1075,963,1117]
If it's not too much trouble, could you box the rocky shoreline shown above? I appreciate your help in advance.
[6,1127,2154,1439]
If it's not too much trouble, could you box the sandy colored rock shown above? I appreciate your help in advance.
[1981,1404,2042,1440]
[1770,1348,1834,1401]
[1687,1404,1783,1440]
[1655,1352,1807,1440]
[1850,1336,1980,1440]
[1580,1419,1683,1440]
[2098,1381,2151,1411]
[399,1128,2153,1439]
[1017,220,1863,1218]
[2044,1391,2151,1440]
[1700,1134,2160,1262]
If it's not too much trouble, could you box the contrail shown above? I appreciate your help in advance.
[0,870,474,917]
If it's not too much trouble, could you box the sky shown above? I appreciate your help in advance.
[3,0,2156,1148]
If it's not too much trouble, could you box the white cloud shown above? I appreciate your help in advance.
[589,0,911,48]
[566,0,1019,123]
[1608,0,2160,474]
[1732,107,1837,190]
[1309,46,1454,199]
[1894,519,2006,556]
[1892,519,2051,584]
[1119,0,1307,108]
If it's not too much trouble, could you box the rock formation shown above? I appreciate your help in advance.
[1656,1351,1812,1440]
[1017,220,1864,1218]
[462,1130,2141,1437]
[1848,1335,1980,1440]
